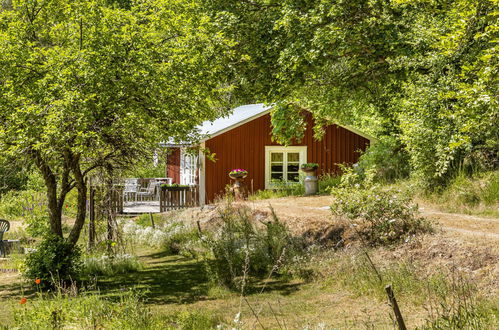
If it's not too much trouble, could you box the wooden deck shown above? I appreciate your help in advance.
[110,184,199,215]
[122,201,160,214]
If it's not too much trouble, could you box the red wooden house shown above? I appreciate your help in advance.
[166,104,373,205]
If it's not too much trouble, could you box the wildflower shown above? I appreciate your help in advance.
[35,278,41,285]
[19,297,27,305]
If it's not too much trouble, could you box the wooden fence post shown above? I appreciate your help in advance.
[88,184,96,251]
[385,284,407,330]
[149,212,155,229]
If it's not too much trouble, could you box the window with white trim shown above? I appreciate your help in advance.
[265,146,307,189]
[180,150,198,185]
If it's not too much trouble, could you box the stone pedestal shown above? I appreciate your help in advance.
[230,175,249,200]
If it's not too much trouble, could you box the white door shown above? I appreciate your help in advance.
[180,150,198,186]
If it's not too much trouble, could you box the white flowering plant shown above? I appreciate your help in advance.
[121,219,198,254]
[83,253,142,276]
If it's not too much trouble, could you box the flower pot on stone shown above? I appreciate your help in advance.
[229,172,248,180]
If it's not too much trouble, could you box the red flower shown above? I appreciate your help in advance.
[19,297,27,305]
[35,278,41,285]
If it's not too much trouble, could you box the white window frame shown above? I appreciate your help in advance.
[180,149,198,186]
[264,146,307,189]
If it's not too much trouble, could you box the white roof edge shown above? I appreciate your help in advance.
[200,108,272,141]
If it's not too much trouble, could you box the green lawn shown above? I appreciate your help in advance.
[0,247,402,328]
[4,246,495,328]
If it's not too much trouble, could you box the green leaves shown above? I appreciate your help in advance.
[0,0,235,240]
[1,0,233,161]
[206,0,498,186]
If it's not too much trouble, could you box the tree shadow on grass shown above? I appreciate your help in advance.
[93,250,304,305]
[0,273,31,300]
[93,253,210,305]
[246,279,302,296]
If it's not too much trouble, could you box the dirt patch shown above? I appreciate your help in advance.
[166,196,334,237]
[374,233,499,296]
[168,195,499,295]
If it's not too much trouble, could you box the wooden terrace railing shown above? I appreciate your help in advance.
[159,186,199,212]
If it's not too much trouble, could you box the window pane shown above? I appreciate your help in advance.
[271,153,283,162]
[288,153,300,162]
[271,173,283,181]
[271,164,283,172]
[287,163,299,172]
[287,173,299,182]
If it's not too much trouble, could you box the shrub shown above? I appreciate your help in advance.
[201,204,304,289]
[83,253,142,276]
[355,136,411,184]
[24,235,83,288]
[318,173,341,193]
[330,186,432,246]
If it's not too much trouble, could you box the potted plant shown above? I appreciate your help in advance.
[229,168,248,180]
[300,163,319,173]
[161,183,190,191]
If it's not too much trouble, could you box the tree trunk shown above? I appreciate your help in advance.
[68,156,87,247]
[105,165,114,253]
[88,183,96,251]
[33,151,63,237]
[46,177,63,237]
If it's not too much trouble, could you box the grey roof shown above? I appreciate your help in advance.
[197,103,271,137]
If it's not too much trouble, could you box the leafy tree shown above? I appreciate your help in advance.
[205,0,498,186]
[0,0,233,246]
[0,157,29,194]
[397,0,498,186]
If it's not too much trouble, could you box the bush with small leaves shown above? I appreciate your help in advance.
[330,187,432,246]
[24,235,83,288]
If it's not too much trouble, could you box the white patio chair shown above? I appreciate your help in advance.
[123,178,139,202]
[137,180,157,201]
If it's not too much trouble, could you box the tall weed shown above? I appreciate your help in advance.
[426,170,499,216]
[13,289,160,329]
[419,269,498,329]
[83,253,142,276]
[200,204,304,289]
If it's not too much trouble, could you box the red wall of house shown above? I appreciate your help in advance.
[166,147,181,184]
[203,113,370,203]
